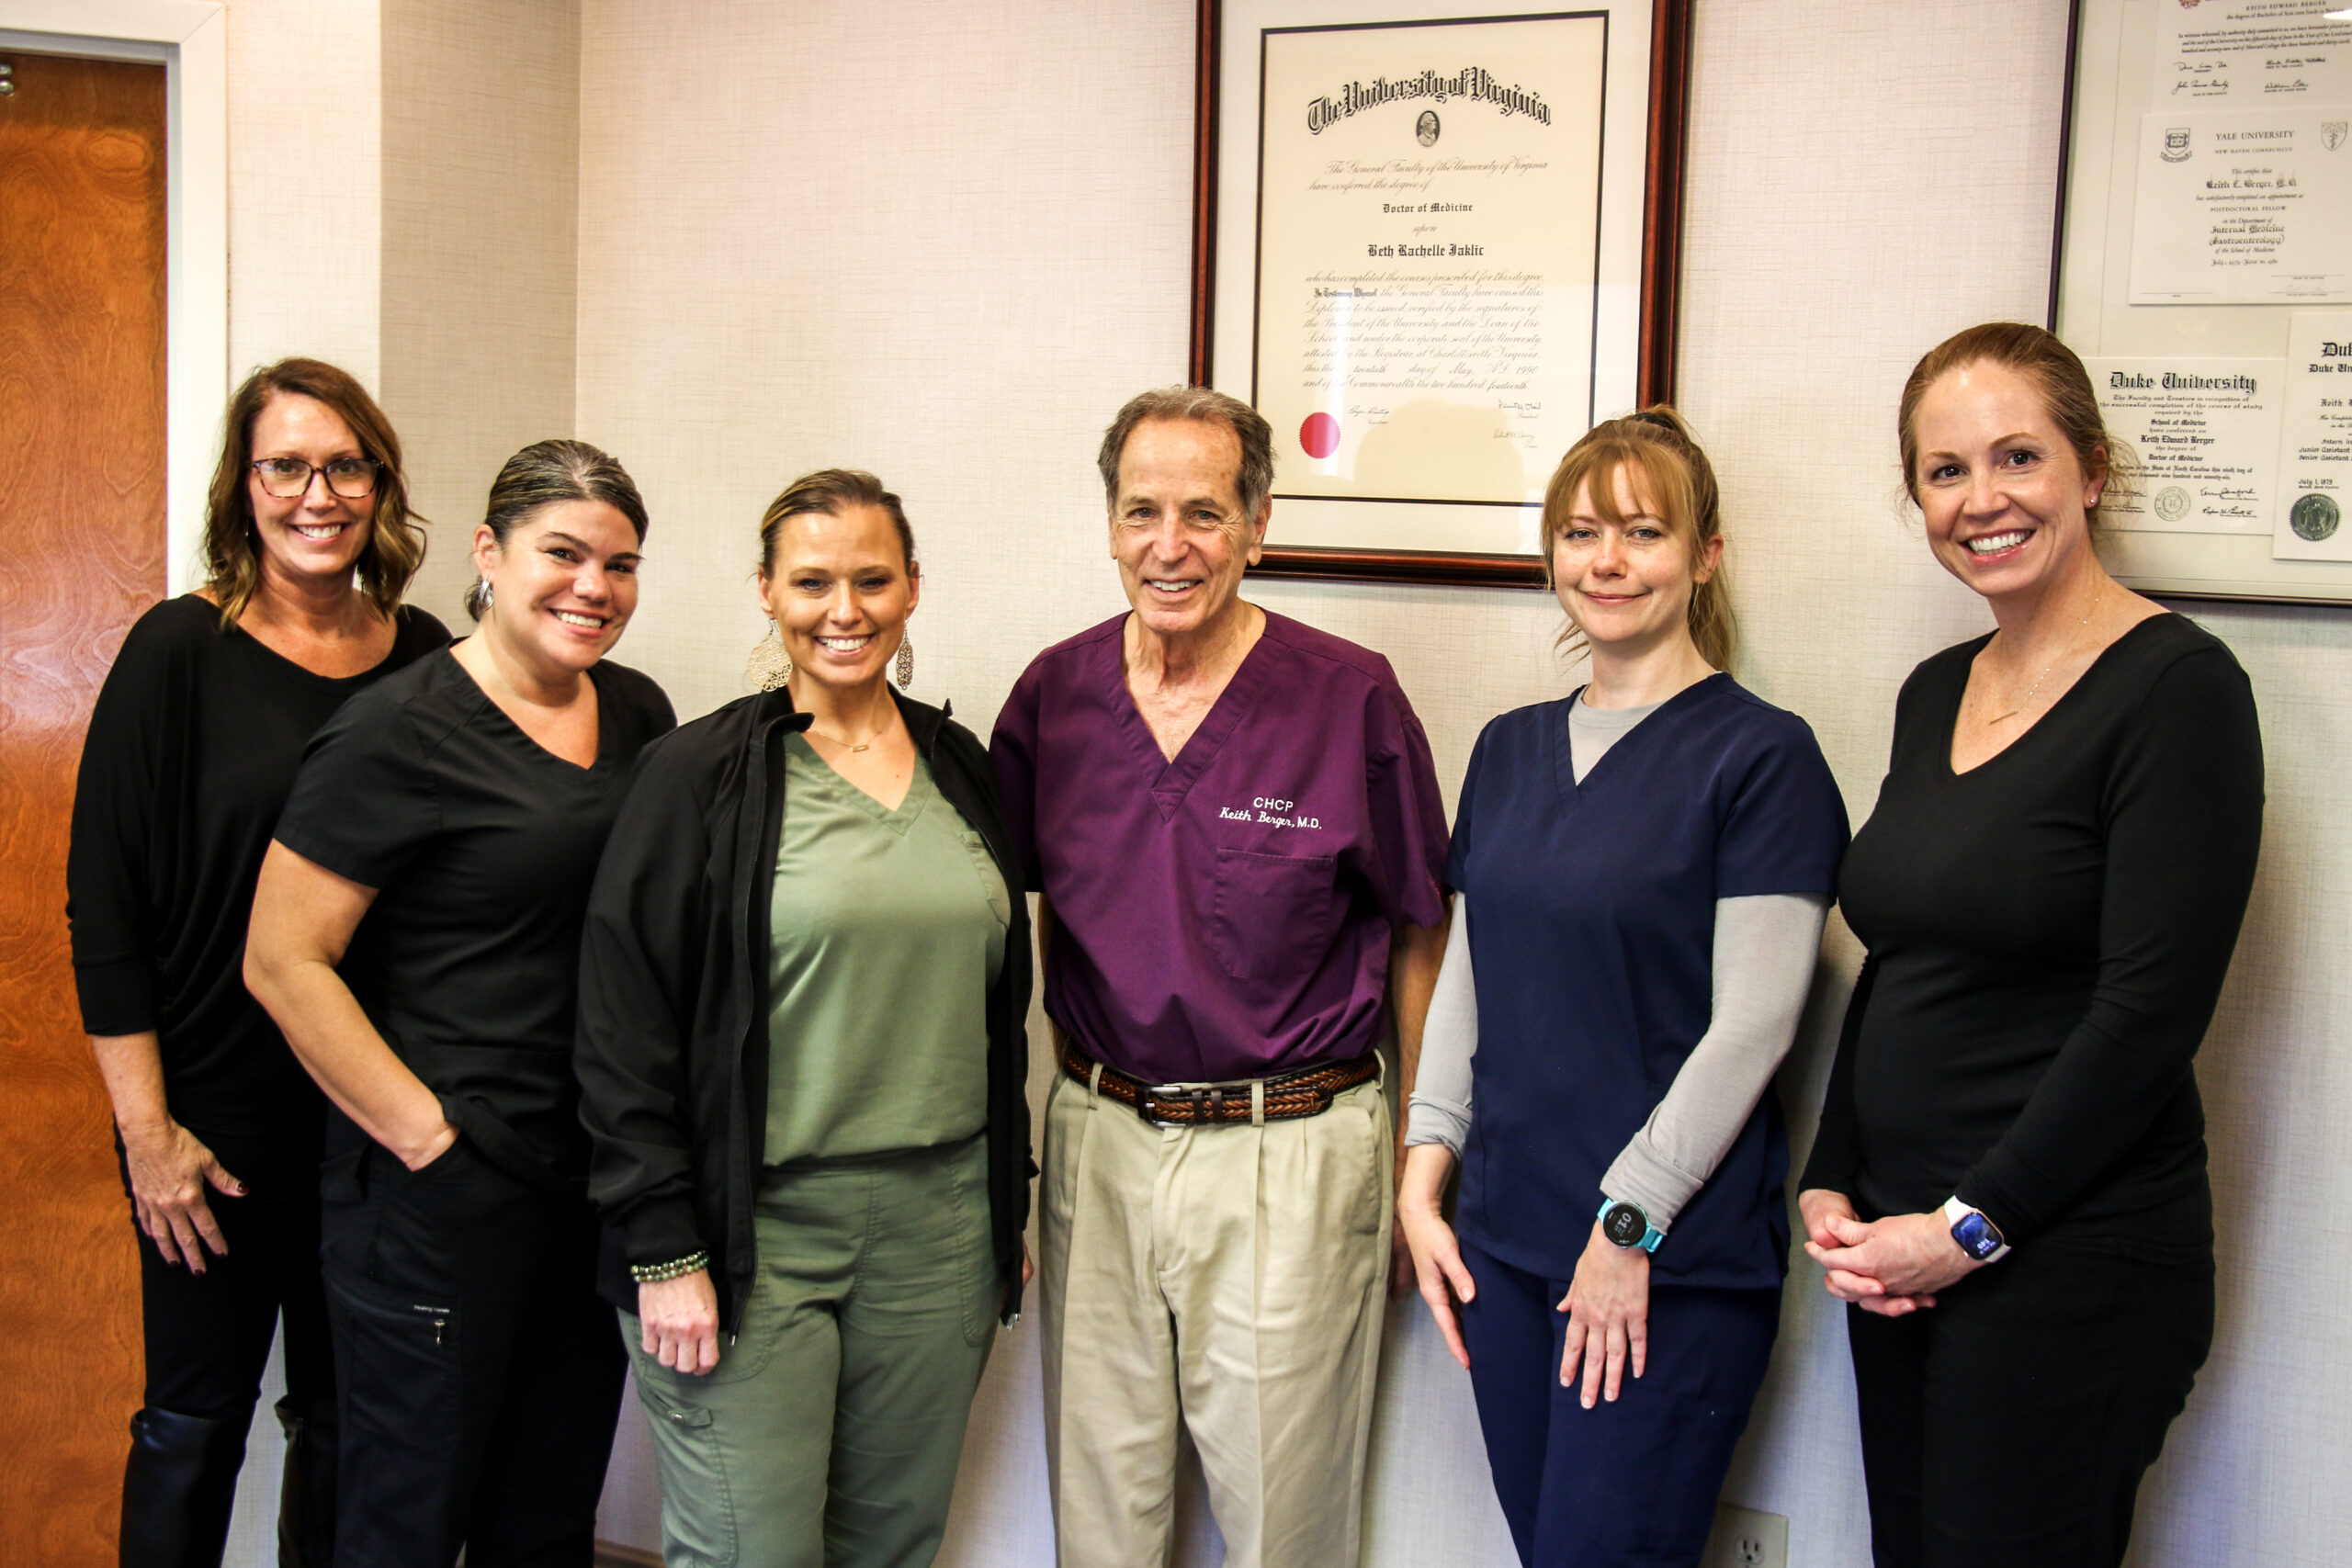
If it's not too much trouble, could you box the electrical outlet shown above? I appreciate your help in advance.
[1702,1505,1788,1568]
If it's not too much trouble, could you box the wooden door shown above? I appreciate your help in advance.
[0,49,170,1567]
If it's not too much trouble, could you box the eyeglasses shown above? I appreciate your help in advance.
[250,457,381,500]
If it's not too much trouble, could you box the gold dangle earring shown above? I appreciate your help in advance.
[894,631,914,690]
[746,617,792,692]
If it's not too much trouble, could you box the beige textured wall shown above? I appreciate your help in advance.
[576,3,2352,1566]
[223,0,382,385]
[192,0,2352,1562]
[380,0,582,628]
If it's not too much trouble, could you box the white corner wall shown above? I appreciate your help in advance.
[183,1,2352,1563]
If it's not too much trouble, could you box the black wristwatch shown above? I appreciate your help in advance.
[1597,1199,1665,1254]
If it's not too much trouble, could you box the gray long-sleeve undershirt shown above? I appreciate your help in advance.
[1406,694,1830,1233]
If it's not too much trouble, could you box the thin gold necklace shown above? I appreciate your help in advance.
[1986,591,2103,724]
[806,713,893,753]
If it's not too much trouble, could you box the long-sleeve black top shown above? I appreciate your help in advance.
[1802,613,2263,1258]
[65,595,449,1138]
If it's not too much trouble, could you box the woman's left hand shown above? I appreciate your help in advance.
[1804,1209,1979,1302]
[1558,1220,1648,1409]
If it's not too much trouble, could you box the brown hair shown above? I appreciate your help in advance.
[757,469,915,576]
[201,358,425,626]
[1096,387,1275,524]
[1540,406,1736,671]
[466,440,650,620]
[1896,321,2132,533]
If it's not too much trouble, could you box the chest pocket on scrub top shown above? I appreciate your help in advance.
[1210,847,1340,981]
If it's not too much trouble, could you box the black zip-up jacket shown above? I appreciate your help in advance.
[575,686,1034,1330]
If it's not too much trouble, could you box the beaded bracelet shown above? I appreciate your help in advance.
[630,1250,710,1284]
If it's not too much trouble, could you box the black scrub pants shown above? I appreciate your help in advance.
[1844,1241,2214,1568]
[122,1124,337,1568]
[321,1135,625,1568]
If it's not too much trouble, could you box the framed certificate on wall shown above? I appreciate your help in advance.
[1191,0,1692,587]
[2052,0,2352,605]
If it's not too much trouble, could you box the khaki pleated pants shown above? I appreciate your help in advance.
[1038,1066,1392,1568]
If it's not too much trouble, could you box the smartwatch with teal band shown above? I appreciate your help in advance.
[1597,1199,1665,1254]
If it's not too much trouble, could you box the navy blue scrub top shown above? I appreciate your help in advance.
[1448,674,1849,1291]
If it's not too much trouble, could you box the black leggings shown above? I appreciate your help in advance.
[127,1125,335,1424]
[1845,1241,2213,1568]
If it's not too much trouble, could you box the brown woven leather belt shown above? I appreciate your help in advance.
[1060,1043,1377,1127]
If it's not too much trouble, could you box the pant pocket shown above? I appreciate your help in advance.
[944,1144,995,1347]
[633,1373,738,1568]
[325,1267,459,1458]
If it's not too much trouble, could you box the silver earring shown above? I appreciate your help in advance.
[895,632,914,690]
[746,618,792,692]
[479,579,493,611]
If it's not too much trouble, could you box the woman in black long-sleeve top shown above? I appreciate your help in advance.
[67,358,446,1568]
[1797,322,2263,1568]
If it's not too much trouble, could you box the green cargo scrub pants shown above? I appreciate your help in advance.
[620,1135,997,1568]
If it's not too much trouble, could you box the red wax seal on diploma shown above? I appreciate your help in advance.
[1299,412,1340,459]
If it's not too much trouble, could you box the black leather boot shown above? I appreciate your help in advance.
[272,1396,338,1568]
[119,1406,248,1568]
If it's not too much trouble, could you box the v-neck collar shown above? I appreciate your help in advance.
[1552,672,1726,803]
[786,731,927,830]
[447,649,613,775]
[1104,613,1281,822]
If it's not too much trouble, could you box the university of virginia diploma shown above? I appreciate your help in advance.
[1252,16,1606,527]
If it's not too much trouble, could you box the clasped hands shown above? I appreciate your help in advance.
[1796,1189,1981,1316]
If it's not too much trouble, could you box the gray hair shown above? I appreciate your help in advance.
[465,439,649,620]
[1095,387,1274,523]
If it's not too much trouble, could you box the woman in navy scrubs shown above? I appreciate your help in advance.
[1398,409,1848,1568]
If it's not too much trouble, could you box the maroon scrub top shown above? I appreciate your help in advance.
[990,610,1449,1084]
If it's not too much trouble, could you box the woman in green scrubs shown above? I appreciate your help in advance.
[575,469,1034,1568]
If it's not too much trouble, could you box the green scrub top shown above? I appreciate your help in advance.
[764,735,1009,1164]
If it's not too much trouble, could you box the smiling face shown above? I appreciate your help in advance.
[1109,418,1266,646]
[1551,461,1720,660]
[759,502,918,701]
[246,392,379,592]
[473,498,642,676]
[1910,359,2106,603]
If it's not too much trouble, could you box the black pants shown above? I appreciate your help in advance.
[1459,1240,1781,1568]
[1845,1241,2213,1568]
[129,1126,335,1424]
[321,1134,625,1568]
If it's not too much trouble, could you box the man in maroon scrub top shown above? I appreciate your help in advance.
[991,387,1451,1568]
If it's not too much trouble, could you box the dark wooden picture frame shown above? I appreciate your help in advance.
[1192,0,1693,589]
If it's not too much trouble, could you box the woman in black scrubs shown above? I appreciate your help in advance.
[1798,322,2264,1567]
[68,358,445,1568]
[244,439,673,1568]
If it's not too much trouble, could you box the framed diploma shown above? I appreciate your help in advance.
[1191,0,1692,587]
[2052,0,2352,604]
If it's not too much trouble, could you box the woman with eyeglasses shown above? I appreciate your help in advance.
[246,439,673,1568]
[66,358,447,1568]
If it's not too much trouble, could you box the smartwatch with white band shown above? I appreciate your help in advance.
[1942,1196,2010,1263]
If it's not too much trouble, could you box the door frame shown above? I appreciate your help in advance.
[1,0,222,593]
